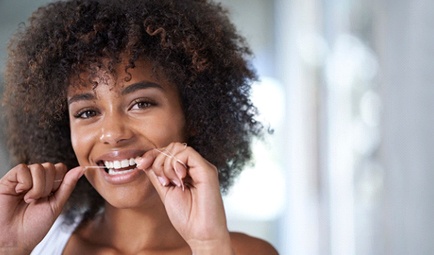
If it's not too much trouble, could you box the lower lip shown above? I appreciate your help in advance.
[102,168,144,185]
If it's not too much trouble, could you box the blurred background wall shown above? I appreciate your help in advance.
[2,0,434,254]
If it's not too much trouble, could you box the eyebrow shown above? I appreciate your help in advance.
[121,81,164,95]
[67,93,96,105]
[68,81,164,105]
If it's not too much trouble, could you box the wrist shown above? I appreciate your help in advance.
[189,235,234,255]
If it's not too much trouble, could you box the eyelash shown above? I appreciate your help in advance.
[130,98,155,110]
[73,99,155,119]
[73,108,99,119]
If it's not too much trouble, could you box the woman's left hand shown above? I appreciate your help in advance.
[135,142,234,254]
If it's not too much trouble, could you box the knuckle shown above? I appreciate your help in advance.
[42,162,55,170]
[54,162,67,171]
[209,164,219,175]
[15,164,31,176]
[152,162,163,173]
[31,163,45,172]
[14,163,31,174]
[16,163,28,169]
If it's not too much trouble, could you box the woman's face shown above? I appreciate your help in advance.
[68,61,186,208]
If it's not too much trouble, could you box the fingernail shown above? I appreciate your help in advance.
[171,179,182,188]
[176,159,187,169]
[158,176,168,186]
[135,157,143,165]
[173,165,182,178]
[25,198,35,204]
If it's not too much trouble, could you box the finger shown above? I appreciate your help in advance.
[41,162,57,197]
[13,164,33,194]
[52,163,68,192]
[167,144,219,187]
[159,143,189,179]
[50,166,85,214]
[149,149,171,187]
[135,148,157,170]
[135,143,188,187]
[135,150,169,187]
[173,160,188,189]
[161,147,183,188]
[24,164,47,202]
[170,146,188,181]
[0,164,32,195]
[141,167,170,201]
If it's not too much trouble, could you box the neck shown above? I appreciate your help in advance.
[82,199,188,253]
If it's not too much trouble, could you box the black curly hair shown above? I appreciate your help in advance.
[2,0,263,222]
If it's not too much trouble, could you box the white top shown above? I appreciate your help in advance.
[30,215,79,255]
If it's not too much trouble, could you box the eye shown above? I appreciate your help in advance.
[130,98,155,110]
[73,108,99,119]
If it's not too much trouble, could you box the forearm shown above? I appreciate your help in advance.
[1,237,31,255]
[0,244,31,255]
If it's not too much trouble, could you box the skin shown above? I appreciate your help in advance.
[0,61,278,255]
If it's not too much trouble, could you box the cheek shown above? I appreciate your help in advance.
[70,129,83,163]
[172,110,186,139]
[153,112,186,142]
[70,122,94,163]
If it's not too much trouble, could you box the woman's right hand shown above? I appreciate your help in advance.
[0,163,84,255]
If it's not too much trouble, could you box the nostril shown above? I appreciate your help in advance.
[99,126,132,145]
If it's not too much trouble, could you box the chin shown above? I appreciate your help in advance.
[100,184,160,209]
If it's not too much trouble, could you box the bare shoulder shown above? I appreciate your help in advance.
[230,232,279,255]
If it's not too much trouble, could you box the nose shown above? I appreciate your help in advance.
[99,114,133,145]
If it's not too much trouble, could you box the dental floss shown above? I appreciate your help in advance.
[81,143,187,170]
[51,166,105,182]
[80,147,188,190]
[154,148,186,191]
[154,148,188,169]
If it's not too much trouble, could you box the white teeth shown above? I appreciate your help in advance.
[121,159,129,168]
[113,161,121,169]
[104,161,114,169]
[104,158,137,170]
[108,168,135,175]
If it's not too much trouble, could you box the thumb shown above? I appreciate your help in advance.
[142,168,169,201]
[50,166,84,214]
[136,153,170,199]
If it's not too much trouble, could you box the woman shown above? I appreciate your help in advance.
[0,0,278,254]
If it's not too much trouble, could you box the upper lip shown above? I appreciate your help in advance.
[93,149,148,165]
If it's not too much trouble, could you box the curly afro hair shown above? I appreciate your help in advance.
[2,0,263,222]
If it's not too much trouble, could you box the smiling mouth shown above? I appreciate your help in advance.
[97,158,138,175]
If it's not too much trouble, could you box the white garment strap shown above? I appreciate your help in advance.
[31,215,78,255]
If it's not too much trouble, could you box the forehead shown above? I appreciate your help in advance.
[67,60,170,93]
